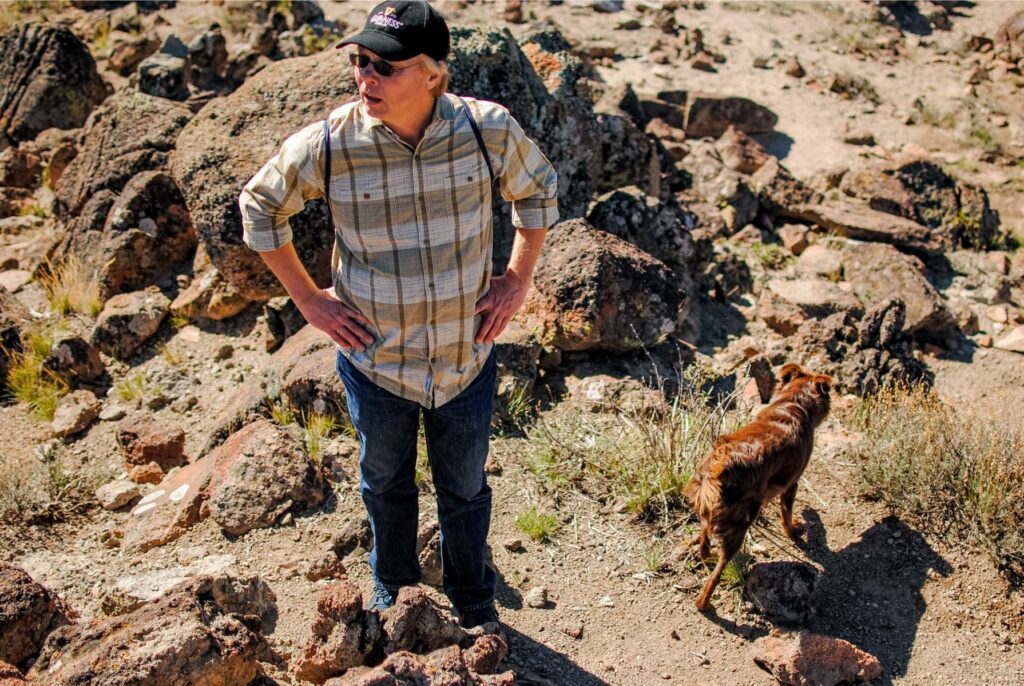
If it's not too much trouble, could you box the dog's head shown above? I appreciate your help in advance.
[778,363,832,424]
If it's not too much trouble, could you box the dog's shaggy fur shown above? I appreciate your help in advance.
[684,364,832,610]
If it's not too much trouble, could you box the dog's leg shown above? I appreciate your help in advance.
[696,520,711,561]
[695,533,743,611]
[780,482,803,537]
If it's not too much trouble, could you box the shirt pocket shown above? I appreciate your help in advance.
[335,175,397,255]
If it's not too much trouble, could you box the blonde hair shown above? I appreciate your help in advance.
[420,56,449,97]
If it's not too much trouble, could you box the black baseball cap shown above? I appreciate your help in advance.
[336,1,450,62]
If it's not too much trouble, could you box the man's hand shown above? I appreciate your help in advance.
[474,271,529,344]
[295,288,376,351]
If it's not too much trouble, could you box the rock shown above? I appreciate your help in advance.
[110,554,240,609]
[595,109,659,196]
[717,125,772,175]
[0,285,29,386]
[188,26,229,92]
[783,57,805,78]
[520,219,685,351]
[684,94,777,138]
[416,522,444,588]
[795,201,938,255]
[264,295,307,351]
[108,34,160,75]
[381,587,468,656]
[463,634,510,675]
[128,462,165,484]
[564,366,663,414]
[795,244,842,280]
[95,479,141,510]
[841,242,955,339]
[587,186,701,275]
[294,580,381,684]
[778,224,809,255]
[592,0,624,12]
[27,127,79,187]
[842,130,875,146]
[138,52,190,100]
[171,264,251,322]
[746,356,775,404]
[51,390,101,437]
[52,90,192,236]
[204,324,347,454]
[493,320,542,396]
[303,552,346,582]
[744,562,817,627]
[751,630,882,686]
[0,660,26,683]
[208,419,325,536]
[116,415,187,469]
[994,325,1024,353]
[123,428,247,551]
[41,336,105,384]
[0,270,31,293]
[751,157,820,222]
[524,586,548,608]
[0,23,109,145]
[841,160,1001,251]
[30,575,273,686]
[765,279,863,319]
[504,0,524,23]
[90,286,171,359]
[996,10,1024,59]
[0,563,71,670]
[169,49,352,301]
[0,147,41,188]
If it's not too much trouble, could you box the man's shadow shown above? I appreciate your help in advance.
[797,510,952,684]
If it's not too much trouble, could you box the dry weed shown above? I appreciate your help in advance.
[38,254,102,317]
[854,384,1024,585]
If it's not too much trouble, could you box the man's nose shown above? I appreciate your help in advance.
[358,64,379,84]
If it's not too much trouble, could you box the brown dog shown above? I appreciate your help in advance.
[684,363,832,611]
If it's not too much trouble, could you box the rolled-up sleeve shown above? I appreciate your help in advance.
[238,122,326,252]
[496,111,559,230]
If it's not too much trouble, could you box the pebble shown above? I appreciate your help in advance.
[525,586,549,608]
[503,539,524,552]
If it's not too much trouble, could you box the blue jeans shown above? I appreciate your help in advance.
[335,350,498,613]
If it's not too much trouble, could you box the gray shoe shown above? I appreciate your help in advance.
[367,582,398,611]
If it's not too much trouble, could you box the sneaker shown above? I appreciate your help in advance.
[458,604,500,630]
[367,582,398,611]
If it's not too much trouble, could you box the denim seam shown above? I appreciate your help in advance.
[458,598,495,613]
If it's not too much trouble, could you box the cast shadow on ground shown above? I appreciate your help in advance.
[503,626,611,686]
[797,510,952,684]
[753,131,794,162]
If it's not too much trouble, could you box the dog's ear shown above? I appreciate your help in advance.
[779,364,804,385]
[814,375,833,396]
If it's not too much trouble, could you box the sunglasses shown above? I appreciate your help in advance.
[348,53,419,77]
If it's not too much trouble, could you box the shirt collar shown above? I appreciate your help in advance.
[359,93,455,136]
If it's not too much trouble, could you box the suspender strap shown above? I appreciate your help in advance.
[322,118,334,231]
[458,97,495,185]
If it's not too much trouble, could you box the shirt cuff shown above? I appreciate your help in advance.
[510,197,559,230]
[241,218,293,252]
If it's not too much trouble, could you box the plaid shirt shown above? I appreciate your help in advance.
[239,94,559,407]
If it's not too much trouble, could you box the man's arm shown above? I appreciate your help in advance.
[474,227,547,344]
[258,243,375,351]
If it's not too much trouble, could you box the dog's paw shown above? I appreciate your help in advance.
[783,518,804,537]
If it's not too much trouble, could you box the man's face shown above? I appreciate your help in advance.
[354,47,433,119]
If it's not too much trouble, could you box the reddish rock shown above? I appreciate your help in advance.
[0,564,72,670]
[0,660,26,684]
[171,265,251,322]
[295,580,380,684]
[463,634,510,675]
[29,575,272,686]
[128,461,165,484]
[717,125,771,175]
[778,224,809,256]
[752,630,883,686]
[684,94,777,138]
[90,286,171,359]
[783,57,805,78]
[795,244,843,280]
[382,587,468,656]
[795,202,938,255]
[116,415,187,469]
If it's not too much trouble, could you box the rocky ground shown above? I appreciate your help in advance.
[2,1,1024,685]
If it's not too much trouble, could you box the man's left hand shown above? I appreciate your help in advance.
[474,271,529,344]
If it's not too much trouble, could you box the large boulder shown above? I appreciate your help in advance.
[0,563,72,670]
[841,241,955,340]
[29,575,273,686]
[684,94,777,139]
[208,419,325,536]
[52,91,194,296]
[841,160,1002,250]
[170,49,351,301]
[0,23,109,146]
[519,218,686,351]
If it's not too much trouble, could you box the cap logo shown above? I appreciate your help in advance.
[371,6,403,29]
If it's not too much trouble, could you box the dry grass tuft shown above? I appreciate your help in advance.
[853,384,1024,585]
[4,327,68,421]
[522,365,738,523]
[38,255,103,317]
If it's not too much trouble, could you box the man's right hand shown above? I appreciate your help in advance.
[294,288,376,352]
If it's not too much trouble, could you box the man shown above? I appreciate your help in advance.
[238,0,558,630]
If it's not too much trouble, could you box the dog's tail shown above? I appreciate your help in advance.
[684,459,721,521]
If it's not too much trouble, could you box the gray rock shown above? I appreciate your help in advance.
[51,390,101,437]
[525,586,549,608]
[187,26,228,92]
[90,286,171,359]
[994,325,1024,353]
[42,336,105,384]
[139,52,190,100]
[795,244,843,280]
[95,479,141,510]
[744,561,818,627]
[208,419,325,536]
[0,23,109,145]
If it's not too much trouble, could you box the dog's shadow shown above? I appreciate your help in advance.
[796,510,952,684]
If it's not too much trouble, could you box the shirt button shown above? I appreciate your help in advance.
[428,282,436,290]
[363,193,370,199]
